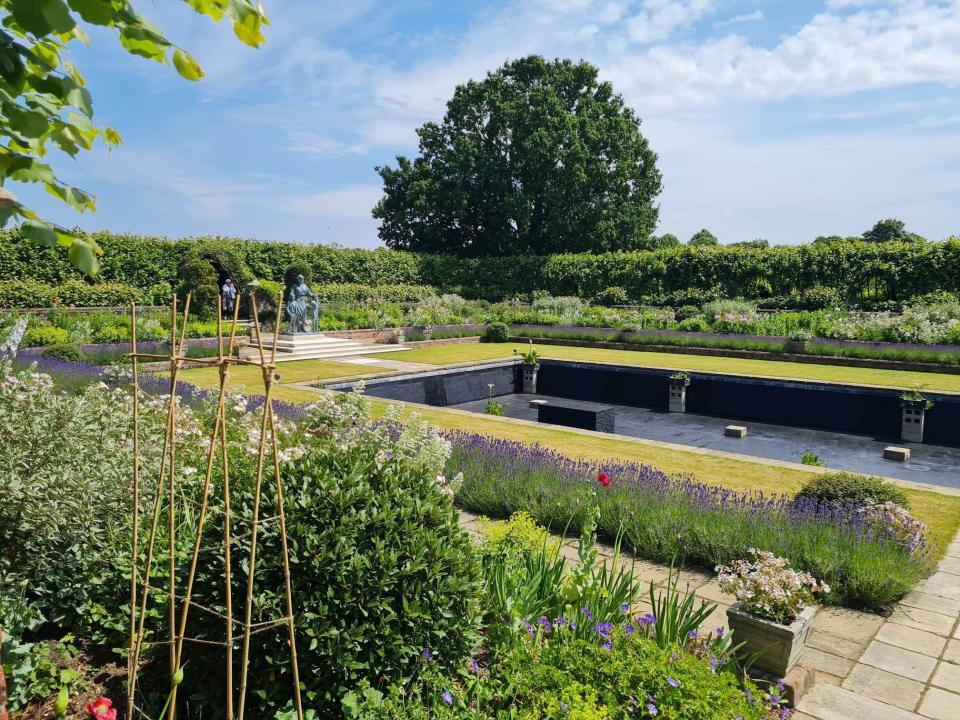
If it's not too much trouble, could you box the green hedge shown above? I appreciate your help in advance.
[2,229,959,303]
[0,278,145,308]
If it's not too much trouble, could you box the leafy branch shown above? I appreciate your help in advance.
[0,0,269,274]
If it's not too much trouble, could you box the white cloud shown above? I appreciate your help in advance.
[714,9,763,27]
[279,184,383,219]
[288,132,368,158]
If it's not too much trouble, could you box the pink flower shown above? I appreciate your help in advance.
[87,697,117,720]
[598,472,611,487]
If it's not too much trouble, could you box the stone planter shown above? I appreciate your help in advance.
[422,326,433,340]
[391,330,405,345]
[522,364,539,394]
[726,602,817,677]
[901,400,926,443]
[668,377,690,413]
[785,340,807,354]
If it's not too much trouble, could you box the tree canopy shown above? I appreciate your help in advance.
[0,0,268,274]
[862,218,925,244]
[373,56,662,257]
[688,228,719,246]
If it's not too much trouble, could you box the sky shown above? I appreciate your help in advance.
[13,0,960,248]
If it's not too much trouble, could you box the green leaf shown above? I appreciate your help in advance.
[67,85,93,115]
[184,0,228,22]
[8,0,55,37]
[66,0,114,26]
[39,0,77,34]
[104,127,122,146]
[172,49,204,81]
[67,236,99,275]
[5,157,55,184]
[119,27,169,62]
[22,218,58,246]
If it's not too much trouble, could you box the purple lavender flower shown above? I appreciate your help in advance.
[422,647,431,661]
[667,677,679,689]
[442,691,453,707]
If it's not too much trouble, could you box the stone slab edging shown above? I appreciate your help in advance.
[509,335,960,377]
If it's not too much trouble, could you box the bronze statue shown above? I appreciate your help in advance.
[285,275,318,334]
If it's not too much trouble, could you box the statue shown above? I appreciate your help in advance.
[285,275,318,334]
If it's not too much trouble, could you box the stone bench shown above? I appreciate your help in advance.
[537,401,616,433]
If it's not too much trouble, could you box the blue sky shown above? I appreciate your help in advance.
[15,0,960,247]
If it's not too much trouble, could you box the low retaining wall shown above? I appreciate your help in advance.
[511,336,960,376]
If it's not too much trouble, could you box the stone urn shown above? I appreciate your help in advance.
[422,325,434,341]
[726,602,817,677]
[522,363,539,394]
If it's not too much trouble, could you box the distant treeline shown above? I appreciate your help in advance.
[1,230,958,307]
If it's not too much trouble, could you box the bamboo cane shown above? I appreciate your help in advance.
[126,303,141,719]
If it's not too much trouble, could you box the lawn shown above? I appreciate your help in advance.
[373,343,960,393]
[176,358,384,403]
[174,348,960,558]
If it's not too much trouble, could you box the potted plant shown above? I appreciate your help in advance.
[521,341,540,394]
[900,388,934,443]
[668,372,690,413]
[785,329,812,354]
[718,549,830,677]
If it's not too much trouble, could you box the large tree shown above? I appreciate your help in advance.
[373,56,662,257]
[0,0,268,274]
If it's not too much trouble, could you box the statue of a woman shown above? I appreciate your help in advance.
[285,275,317,334]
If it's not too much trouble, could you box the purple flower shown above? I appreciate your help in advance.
[595,622,614,639]
[624,624,636,636]
[442,691,453,707]
[422,648,432,661]
[620,603,630,613]
[602,641,613,651]
[667,677,679,689]
[637,613,657,627]
[647,703,658,716]
[581,608,593,621]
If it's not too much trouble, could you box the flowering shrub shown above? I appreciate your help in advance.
[858,502,927,554]
[449,433,930,610]
[717,549,830,624]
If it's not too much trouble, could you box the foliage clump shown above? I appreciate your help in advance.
[482,322,510,342]
[794,471,910,509]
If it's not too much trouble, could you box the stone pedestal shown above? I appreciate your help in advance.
[727,603,817,677]
[522,364,539,394]
[901,402,925,443]
[668,382,687,413]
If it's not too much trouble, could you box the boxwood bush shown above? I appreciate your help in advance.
[482,322,510,342]
[794,471,910,509]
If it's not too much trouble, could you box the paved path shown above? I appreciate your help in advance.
[459,511,960,720]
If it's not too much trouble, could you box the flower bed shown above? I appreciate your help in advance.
[446,433,933,611]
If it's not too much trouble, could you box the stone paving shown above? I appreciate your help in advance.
[458,511,960,720]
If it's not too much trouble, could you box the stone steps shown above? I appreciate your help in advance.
[239,333,408,363]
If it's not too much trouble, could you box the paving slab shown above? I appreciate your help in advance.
[813,607,885,645]
[860,641,938,682]
[888,606,957,637]
[898,591,960,619]
[916,687,960,720]
[931,661,960,692]
[918,574,960,602]
[798,684,924,720]
[800,647,856,679]
[944,639,960,665]
[694,578,734,604]
[841,663,924,711]
[806,628,867,660]
[875,622,948,657]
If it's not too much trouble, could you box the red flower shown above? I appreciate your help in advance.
[598,472,610,487]
[87,696,117,720]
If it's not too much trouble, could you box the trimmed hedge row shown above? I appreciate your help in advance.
[0,278,147,308]
[3,230,959,303]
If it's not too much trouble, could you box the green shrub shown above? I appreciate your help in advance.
[22,325,69,347]
[593,286,628,306]
[0,279,143,308]
[674,304,700,321]
[482,322,510,342]
[41,343,86,362]
[675,317,710,332]
[91,324,129,344]
[794,472,910,509]
[190,392,483,717]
